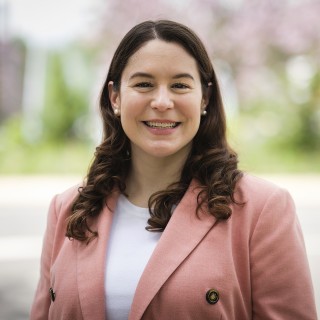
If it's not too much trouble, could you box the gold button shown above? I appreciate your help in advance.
[206,289,219,304]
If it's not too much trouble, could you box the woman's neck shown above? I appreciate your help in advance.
[125,149,189,207]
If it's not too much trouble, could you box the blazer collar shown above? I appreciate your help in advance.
[129,180,218,320]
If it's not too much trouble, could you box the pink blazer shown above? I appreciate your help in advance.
[30,174,317,319]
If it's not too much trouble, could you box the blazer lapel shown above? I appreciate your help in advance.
[129,181,218,320]
[77,193,119,320]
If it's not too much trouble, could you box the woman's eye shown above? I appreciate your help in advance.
[135,82,153,88]
[172,83,189,89]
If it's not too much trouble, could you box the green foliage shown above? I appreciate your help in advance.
[0,116,25,146]
[1,110,320,174]
[237,140,320,174]
[0,115,91,174]
[283,72,320,151]
[41,50,90,142]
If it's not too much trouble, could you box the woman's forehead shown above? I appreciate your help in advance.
[122,39,200,80]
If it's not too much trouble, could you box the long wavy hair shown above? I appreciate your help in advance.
[67,20,243,242]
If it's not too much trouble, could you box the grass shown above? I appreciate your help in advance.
[235,140,320,174]
[0,141,95,174]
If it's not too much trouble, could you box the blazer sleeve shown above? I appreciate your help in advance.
[30,195,59,320]
[250,187,317,319]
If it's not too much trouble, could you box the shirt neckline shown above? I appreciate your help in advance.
[118,194,149,218]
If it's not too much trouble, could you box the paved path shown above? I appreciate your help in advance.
[0,174,319,319]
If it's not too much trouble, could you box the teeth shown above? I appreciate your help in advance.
[145,121,178,128]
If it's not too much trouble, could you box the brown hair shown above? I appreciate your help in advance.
[67,20,242,242]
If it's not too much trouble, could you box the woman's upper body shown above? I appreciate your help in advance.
[30,20,317,319]
[30,174,317,320]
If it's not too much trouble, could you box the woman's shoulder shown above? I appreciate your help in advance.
[232,174,297,235]
[234,173,294,213]
[56,183,81,202]
[236,173,288,199]
[50,183,82,218]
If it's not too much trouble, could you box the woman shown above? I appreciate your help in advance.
[30,20,317,319]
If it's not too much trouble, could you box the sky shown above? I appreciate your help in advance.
[1,0,100,47]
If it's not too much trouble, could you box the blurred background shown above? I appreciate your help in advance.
[1,0,320,173]
[0,0,319,318]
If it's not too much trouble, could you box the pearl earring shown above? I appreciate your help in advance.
[114,108,120,115]
[202,110,207,116]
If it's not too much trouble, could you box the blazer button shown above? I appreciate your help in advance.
[206,289,219,304]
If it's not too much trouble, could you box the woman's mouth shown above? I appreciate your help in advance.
[143,121,180,129]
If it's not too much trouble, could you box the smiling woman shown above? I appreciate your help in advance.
[30,20,317,320]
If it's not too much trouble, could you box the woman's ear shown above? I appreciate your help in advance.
[108,81,120,113]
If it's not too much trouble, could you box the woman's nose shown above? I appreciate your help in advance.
[150,87,174,111]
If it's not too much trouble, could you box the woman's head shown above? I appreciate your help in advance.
[100,20,228,157]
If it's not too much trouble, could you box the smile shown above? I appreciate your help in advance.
[144,121,180,129]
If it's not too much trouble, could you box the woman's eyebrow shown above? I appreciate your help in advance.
[129,72,195,81]
[129,72,153,80]
[172,73,194,80]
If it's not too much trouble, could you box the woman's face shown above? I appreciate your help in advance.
[109,39,206,160]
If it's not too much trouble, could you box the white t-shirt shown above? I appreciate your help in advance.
[105,194,161,319]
